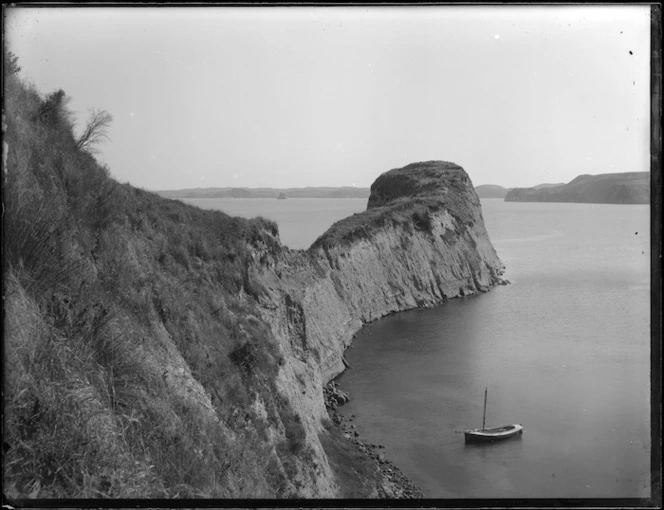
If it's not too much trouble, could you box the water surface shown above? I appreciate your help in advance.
[181,196,651,498]
[337,199,650,498]
[181,197,367,249]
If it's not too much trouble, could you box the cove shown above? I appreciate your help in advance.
[337,200,651,499]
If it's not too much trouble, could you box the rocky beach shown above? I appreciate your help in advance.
[324,381,425,499]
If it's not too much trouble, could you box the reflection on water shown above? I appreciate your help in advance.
[338,200,650,498]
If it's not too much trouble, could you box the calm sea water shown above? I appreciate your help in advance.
[180,197,367,250]
[338,199,651,499]
[182,196,651,499]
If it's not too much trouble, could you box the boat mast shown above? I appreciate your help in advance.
[482,387,488,430]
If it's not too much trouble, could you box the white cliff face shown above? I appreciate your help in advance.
[297,210,503,381]
[316,209,500,316]
[246,162,505,495]
[273,161,504,382]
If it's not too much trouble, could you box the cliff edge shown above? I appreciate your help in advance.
[255,161,505,385]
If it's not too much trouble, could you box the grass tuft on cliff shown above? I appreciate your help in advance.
[3,56,319,499]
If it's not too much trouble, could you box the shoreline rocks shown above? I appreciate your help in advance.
[324,380,351,410]
[325,382,425,499]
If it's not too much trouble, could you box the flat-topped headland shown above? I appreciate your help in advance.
[245,160,506,495]
[256,161,506,382]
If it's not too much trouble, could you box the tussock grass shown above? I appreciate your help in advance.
[4,275,164,498]
[3,60,320,498]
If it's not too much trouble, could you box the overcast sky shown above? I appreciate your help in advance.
[5,6,651,190]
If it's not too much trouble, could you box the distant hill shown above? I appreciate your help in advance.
[533,182,565,190]
[505,172,649,204]
[475,184,508,198]
[157,186,370,199]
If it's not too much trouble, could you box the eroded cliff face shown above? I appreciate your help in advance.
[246,161,505,491]
[260,161,504,382]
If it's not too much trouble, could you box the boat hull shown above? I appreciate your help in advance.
[464,424,523,443]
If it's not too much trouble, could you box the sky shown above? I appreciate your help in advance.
[5,5,651,190]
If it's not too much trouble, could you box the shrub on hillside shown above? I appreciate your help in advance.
[76,108,113,154]
[4,49,21,77]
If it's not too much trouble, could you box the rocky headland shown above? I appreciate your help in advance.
[255,161,506,383]
[232,161,506,495]
[504,172,649,204]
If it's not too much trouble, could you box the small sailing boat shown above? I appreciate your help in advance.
[464,388,523,443]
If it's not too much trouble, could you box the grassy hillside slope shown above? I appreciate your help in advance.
[3,68,378,499]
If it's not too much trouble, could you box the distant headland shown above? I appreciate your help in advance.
[156,186,371,199]
[504,172,649,204]
[160,172,648,205]
[474,184,509,198]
